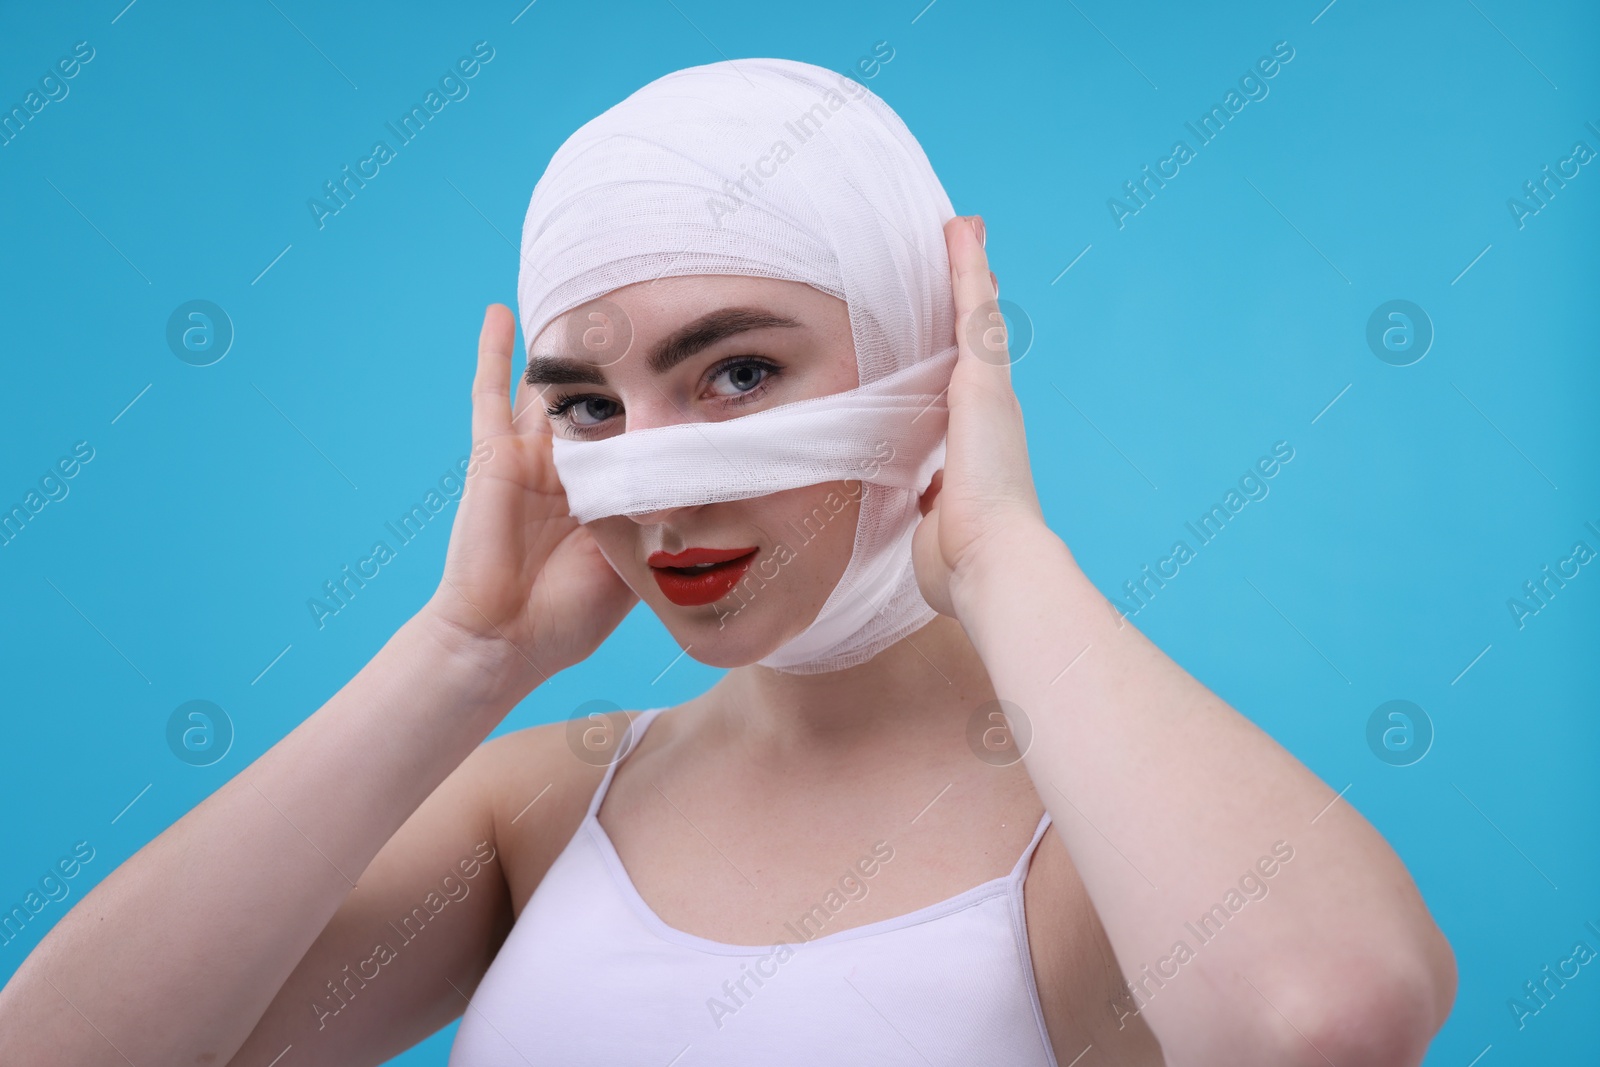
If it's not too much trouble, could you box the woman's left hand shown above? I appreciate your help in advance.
[911,214,1054,618]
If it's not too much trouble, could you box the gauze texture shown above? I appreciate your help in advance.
[517,57,958,674]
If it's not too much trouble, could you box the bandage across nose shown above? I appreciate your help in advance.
[518,57,959,674]
[548,349,955,523]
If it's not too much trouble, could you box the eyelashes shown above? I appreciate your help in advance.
[544,356,782,439]
[542,393,617,432]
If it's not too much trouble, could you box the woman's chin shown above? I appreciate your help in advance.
[652,601,812,670]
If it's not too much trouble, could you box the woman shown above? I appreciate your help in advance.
[0,59,1454,1065]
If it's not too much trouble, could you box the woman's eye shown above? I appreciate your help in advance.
[708,360,772,397]
[547,396,618,428]
[546,359,777,434]
[569,398,618,426]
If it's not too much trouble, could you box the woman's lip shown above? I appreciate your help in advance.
[650,549,758,607]
[648,546,760,568]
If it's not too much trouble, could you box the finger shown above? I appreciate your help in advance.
[943,220,1036,510]
[911,504,956,618]
[512,377,554,436]
[472,303,516,441]
[944,215,1012,380]
[918,468,943,517]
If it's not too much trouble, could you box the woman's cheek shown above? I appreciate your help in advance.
[585,520,641,583]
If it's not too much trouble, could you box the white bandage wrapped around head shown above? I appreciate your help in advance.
[517,57,958,674]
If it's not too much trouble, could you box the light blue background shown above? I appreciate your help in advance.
[1,0,1596,1062]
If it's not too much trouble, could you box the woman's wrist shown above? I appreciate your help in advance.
[407,602,544,713]
[951,522,1090,650]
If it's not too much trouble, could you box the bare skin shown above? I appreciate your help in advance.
[0,217,1454,1066]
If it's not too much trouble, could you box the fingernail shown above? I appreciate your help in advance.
[989,271,999,299]
[970,215,986,248]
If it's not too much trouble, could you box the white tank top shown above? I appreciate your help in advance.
[450,706,1060,1065]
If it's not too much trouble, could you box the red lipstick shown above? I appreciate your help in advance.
[647,546,759,607]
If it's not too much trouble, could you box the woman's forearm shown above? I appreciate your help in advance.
[0,609,523,1065]
[957,526,1454,1064]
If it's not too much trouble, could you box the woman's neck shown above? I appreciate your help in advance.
[700,612,999,760]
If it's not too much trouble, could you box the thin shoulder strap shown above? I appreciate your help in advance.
[1008,808,1054,882]
[584,706,669,821]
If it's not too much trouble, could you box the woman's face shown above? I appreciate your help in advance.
[521,275,862,668]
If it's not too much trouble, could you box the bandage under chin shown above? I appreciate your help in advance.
[518,58,959,674]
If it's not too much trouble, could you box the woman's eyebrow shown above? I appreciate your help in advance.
[524,306,800,386]
[649,308,800,374]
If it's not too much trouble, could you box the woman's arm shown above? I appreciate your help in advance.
[913,217,1456,1065]
[0,306,636,1065]
[218,719,604,1067]
[0,616,514,1065]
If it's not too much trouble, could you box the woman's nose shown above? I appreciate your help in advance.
[611,394,703,525]
[626,502,700,526]
[622,391,693,433]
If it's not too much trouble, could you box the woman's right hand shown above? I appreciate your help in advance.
[422,303,638,693]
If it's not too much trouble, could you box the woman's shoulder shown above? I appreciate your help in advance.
[473,708,670,912]
[478,706,670,783]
